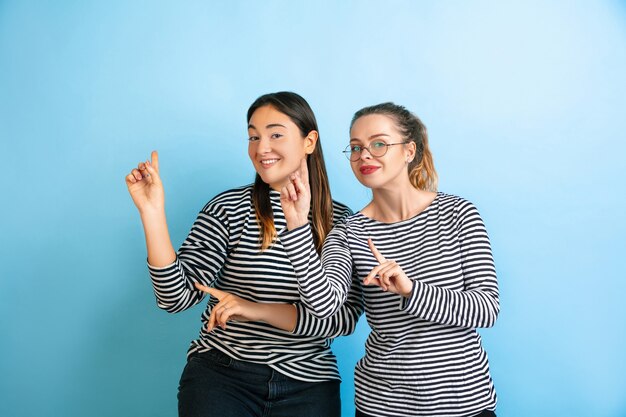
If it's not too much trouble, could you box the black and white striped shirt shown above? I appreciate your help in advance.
[148,185,363,382]
[281,192,499,416]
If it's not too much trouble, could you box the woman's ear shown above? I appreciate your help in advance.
[304,131,319,155]
[405,141,417,162]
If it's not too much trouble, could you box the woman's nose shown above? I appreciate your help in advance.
[359,147,374,160]
[257,136,272,153]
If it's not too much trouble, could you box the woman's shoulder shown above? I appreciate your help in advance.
[331,199,353,224]
[200,184,254,214]
[340,210,371,229]
[436,191,475,209]
[435,192,484,224]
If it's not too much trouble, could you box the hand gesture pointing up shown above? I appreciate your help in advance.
[125,150,164,214]
[363,238,414,298]
[280,158,311,230]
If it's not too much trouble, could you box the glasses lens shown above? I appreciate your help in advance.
[370,141,388,157]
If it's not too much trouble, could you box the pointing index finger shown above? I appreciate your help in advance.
[298,158,309,188]
[368,238,386,264]
[151,150,159,173]
[194,283,227,300]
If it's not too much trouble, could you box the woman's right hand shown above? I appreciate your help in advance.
[280,158,311,230]
[125,151,164,214]
[364,238,414,298]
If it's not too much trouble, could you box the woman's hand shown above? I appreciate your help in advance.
[125,150,164,215]
[280,158,311,230]
[194,283,260,331]
[194,283,298,332]
[125,151,176,266]
[363,238,414,298]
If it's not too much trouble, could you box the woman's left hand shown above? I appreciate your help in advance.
[194,283,260,331]
[364,238,414,298]
[280,158,311,230]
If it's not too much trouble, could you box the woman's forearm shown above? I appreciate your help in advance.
[256,303,297,332]
[141,208,177,267]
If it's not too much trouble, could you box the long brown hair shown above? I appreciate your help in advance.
[247,92,333,252]
[350,102,438,191]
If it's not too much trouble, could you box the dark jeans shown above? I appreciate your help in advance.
[356,408,496,417]
[178,349,340,417]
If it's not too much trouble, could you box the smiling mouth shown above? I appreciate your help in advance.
[260,159,280,167]
[359,166,380,175]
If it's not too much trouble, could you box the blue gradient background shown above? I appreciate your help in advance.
[1,1,625,416]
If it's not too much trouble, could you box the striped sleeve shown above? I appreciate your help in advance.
[148,206,229,313]
[401,201,500,328]
[279,221,354,319]
[292,271,363,338]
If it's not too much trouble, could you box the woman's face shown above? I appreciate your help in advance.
[248,105,317,190]
[348,114,415,189]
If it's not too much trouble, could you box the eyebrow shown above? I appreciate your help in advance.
[248,123,287,130]
[350,133,391,142]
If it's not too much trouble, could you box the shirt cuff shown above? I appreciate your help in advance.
[147,256,180,273]
[277,224,314,258]
[292,303,313,335]
[278,223,311,241]
[399,280,420,314]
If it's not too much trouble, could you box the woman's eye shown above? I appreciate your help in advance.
[270,133,283,140]
[350,145,362,152]
[372,141,387,149]
[248,136,259,142]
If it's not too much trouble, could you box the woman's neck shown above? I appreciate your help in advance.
[365,184,436,223]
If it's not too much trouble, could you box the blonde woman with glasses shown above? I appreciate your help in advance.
[279,102,499,417]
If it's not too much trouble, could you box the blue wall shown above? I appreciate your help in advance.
[1,1,625,416]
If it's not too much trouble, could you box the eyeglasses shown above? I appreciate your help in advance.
[342,141,408,161]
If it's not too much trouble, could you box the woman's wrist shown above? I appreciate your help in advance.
[139,205,166,220]
[286,217,309,231]
[400,280,416,298]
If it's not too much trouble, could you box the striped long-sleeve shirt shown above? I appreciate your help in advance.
[281,192,499,416]
[148,185,363,382]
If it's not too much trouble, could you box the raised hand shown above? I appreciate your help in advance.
[363,238,414,298]
[125,150,164,214]
[280,158,311,230]
[194,283,259,331]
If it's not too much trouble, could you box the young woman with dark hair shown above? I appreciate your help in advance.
[125,92,362,417]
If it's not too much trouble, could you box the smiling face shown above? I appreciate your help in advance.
[247,105,318,190]
[349,114,416,190]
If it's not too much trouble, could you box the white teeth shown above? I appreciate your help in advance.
[261,159,279,165]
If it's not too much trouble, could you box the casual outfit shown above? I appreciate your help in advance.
[148,185,363,416]
[281,192,499,417]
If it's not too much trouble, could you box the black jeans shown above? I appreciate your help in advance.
[356,409,496,417]
[178,349,340,417]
